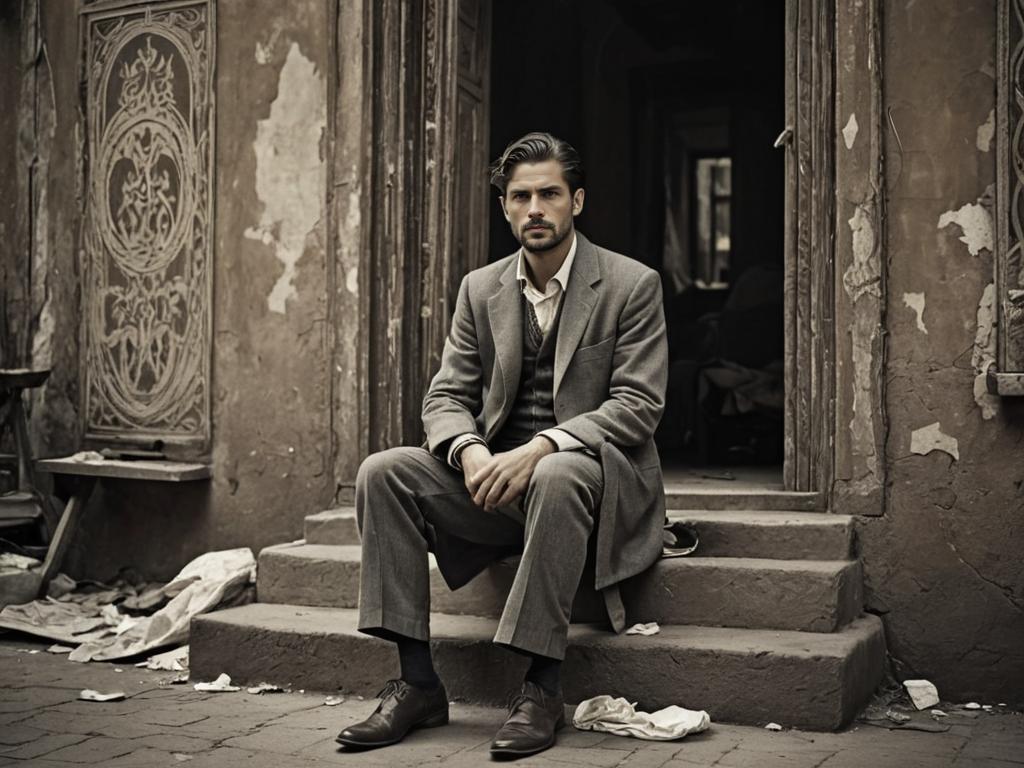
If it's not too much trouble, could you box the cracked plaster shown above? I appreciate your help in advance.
[910,422,960,462]
[972,282,999,420]
[937,185,994,257]
[902,292,927,334]
[243,42,326,314]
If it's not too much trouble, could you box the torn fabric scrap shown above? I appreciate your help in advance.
[573,695,710,741]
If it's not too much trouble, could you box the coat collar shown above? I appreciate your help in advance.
[487,231,602,420]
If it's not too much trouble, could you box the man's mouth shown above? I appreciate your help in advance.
[526,223,550,231]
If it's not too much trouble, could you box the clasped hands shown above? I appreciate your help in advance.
[460,436,555,512]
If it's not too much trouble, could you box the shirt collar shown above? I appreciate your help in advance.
[515,233,578,296]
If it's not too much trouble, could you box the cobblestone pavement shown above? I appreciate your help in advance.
[2,636,1022,767]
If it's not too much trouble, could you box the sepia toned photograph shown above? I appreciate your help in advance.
[0,1,1021,766]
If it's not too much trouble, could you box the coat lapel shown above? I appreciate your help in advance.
[554,233,601,401]
[487,257,523,435]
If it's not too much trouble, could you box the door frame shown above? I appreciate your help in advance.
[783,0,836,497]
[332,0,841,503]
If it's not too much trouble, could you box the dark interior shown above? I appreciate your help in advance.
[488,0,786,479]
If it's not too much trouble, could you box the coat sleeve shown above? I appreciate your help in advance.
[421,274,484,458]
[554,269,668,454]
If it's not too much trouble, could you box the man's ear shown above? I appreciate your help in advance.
[499,196,510,221]
[572,188,585,217]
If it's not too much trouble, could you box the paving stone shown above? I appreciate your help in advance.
[0,721,48,745]
[717,746,839,767]
[221,723,343,754]
[0,731,90,760]
[819,747,959,768]
[101,747,188,767]
[0,686,76,712]
[43,735,137,764]
[19,709,166,738]
[958,739,1024,764]
[131,733,217,753]
[138,707,211,727]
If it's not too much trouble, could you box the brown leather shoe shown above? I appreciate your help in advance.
[490,681,565,758]
[335,679,449,749]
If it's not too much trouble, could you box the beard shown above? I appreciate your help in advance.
[517,220,570,253]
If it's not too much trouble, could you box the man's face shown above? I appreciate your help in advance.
[500,160,585,253]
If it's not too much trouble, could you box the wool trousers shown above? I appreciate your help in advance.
[355,446,603,660]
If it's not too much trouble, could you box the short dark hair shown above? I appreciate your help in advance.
[489,132,585,195]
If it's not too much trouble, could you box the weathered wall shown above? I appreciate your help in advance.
[851,0,1024,703]
[23,0,335,580]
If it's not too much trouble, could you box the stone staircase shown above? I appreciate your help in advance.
[191,502,886,730]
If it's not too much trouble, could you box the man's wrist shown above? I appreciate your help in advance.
[533,434,557,455]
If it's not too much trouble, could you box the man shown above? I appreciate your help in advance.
[337,132,668,758]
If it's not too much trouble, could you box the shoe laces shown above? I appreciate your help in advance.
[376,679,406,701]
[504,687,535,716]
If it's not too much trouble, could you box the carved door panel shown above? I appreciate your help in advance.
[449,0,491,303]
[81,1,214,455]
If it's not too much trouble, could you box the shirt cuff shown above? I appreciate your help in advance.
[448,433,486,470]
[537,428,586,452]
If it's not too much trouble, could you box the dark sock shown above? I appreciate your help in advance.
[396,637,440,690]
[524,653,562,696]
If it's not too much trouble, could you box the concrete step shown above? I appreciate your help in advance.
[190,604,886,731]
[304,507,357,545]
[257,542,863,633]
[304,506,854,560]
[672,510,853,560]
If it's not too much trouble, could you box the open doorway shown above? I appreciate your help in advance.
[487,0,786,489]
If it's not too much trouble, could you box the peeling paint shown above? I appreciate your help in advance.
[844,203,882,491]
[976,108,995,152]
[844,204,880,300]
[910,422,960,462]
[244,42,326,314]
[255,22,284,65]
[345,267,358,295]
[937,184,994,256]
[901,292,928,334]
[972,282,1000,420]
[842,112,859,150]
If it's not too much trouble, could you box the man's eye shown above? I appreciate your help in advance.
[512,193,527,201]
[543,190,557,198]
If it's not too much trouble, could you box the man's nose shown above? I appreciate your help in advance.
[528,197,545,218]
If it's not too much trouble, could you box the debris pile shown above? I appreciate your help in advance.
[0,548,255,662]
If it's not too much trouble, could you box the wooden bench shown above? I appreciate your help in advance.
[34,456,211,592]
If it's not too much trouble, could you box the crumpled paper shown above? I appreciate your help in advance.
[625,622,660,636]
[572,695,711,741]
[0,548,255,662]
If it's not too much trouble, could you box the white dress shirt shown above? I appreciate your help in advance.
[447,234,587,469]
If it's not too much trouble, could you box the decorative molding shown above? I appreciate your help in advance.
[81,0,214,450]
[997,0,1024,373]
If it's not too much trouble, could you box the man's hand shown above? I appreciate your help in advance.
[460,442,493,498]
[465,436,556,511]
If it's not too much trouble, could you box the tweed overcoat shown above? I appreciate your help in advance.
[421,232,669,631]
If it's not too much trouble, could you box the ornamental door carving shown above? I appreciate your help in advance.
[81,1,214,452]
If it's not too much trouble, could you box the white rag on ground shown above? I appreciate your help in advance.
[572,695,711,740]
[0,548,255,662]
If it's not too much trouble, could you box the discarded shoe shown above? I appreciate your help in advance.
[662,521,699,558]
[490,681,565,758]
[335,678,448,749]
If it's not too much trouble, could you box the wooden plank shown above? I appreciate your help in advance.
[36,476,96,592]
[37,458,211,482]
